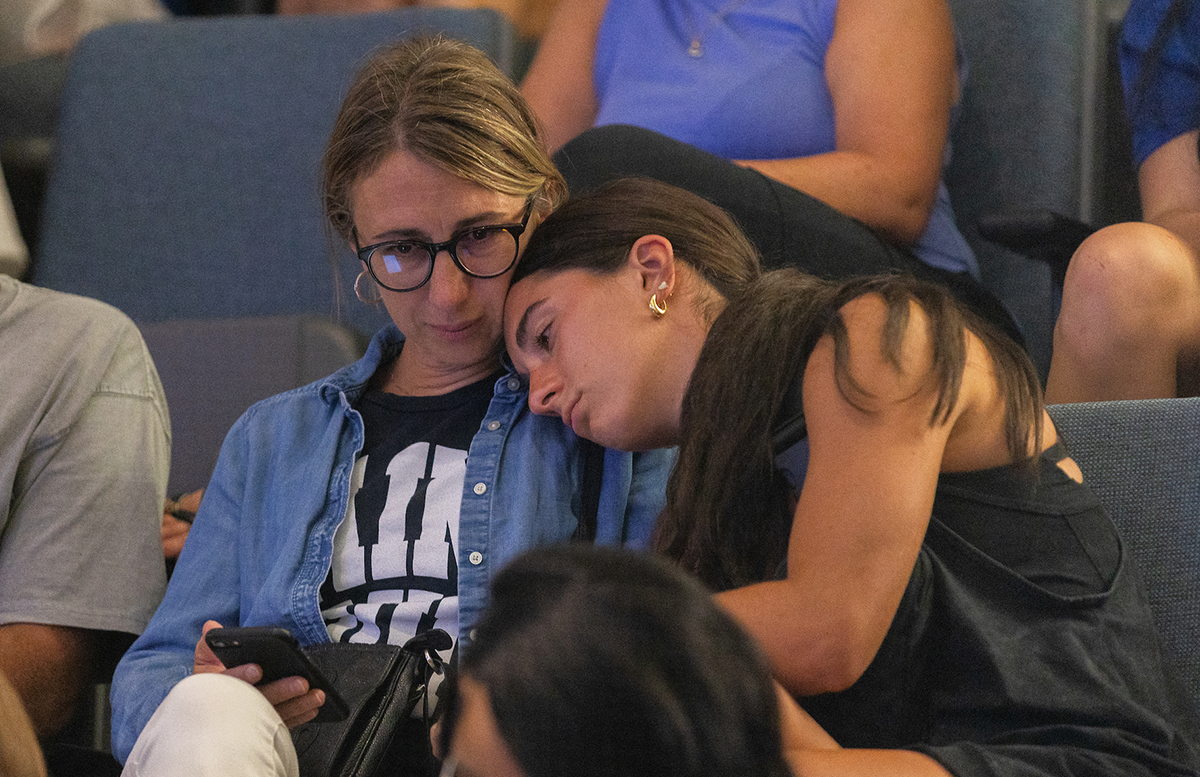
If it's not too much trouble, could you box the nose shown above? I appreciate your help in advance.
[425,248,470,308]
[527,365,562,417]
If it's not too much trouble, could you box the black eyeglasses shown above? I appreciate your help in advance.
[355,203,532,293]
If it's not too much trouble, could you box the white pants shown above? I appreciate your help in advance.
[121,673,299,777]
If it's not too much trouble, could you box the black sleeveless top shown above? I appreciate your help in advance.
[791,442,1200,776]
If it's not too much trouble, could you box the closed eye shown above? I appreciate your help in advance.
[534,322,553,353]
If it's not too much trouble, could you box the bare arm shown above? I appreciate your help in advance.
[775,649,953,777]
[520,0,608,152]
[0,623,93,736]
[738,0,957,245]
[779,676,952,774]
[1139,129,1200,250]
[716,296,958,696]
[787,748,952,777]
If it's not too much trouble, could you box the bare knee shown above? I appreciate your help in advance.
[1058,222,1197,349]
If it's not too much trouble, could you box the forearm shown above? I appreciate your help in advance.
[737,151,938,246]
[773,681,953,777]
[1147,210,1200,256]
[787,748,952,777]
[113,482,244,760]
[0,623,93,736]
[110,619,205,761]
[776,683,839,751]
[715,577,891,697]
[519,0,606,152]
[1138,131,1200,252]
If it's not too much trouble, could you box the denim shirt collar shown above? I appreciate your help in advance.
[317,323,404,406]
[318,324,524,406]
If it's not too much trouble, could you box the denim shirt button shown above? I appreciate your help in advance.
[469,551,483,565]
[506,377,521,392]
[473,482,487,495]
[487,421,501,432]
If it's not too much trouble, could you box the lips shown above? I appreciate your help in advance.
[561,397,580,432]
[429,318,478,339]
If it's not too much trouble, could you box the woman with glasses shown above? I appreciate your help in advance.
[110,36,673,776]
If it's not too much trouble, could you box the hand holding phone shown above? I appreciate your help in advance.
[204,626,349,723]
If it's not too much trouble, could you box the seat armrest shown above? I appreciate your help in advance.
[976,209,1097,286]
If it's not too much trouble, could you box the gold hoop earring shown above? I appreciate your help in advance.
[649,293,667,317]
[355,270,382,304]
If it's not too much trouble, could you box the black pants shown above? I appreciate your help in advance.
[553,125,1023,348]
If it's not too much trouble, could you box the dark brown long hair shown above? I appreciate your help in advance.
[512,177,1045,593]
[654,271,1045,592]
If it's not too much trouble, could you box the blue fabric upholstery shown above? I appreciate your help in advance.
[1047,399,1200,716]
[30,9,517,338]
[946,0,1103,380]
[140,315,366,495]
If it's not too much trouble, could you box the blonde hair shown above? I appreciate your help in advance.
[0,672,47,777]
[322,35,566,243]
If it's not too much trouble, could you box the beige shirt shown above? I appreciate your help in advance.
[0,276,169,639]
[0,0,166,63]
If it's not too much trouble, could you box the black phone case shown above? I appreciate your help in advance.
[205,626,350,723]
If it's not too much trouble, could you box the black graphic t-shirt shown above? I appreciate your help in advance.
[320,374,498,649]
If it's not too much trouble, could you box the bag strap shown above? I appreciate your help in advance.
[403,630,452,726]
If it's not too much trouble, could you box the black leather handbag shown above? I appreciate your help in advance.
[291,630,452,777]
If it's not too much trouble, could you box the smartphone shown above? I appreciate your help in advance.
[204,626,349,723]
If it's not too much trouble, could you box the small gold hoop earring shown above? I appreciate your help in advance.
[649,293,667,317]
[355,270,382,304]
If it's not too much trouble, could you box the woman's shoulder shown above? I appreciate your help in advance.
[818,291,943,407]
[818,285,1017,461]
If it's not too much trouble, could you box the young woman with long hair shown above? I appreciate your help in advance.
[504,176,1200,777]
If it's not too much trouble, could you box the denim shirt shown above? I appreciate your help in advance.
[109,325,675,762]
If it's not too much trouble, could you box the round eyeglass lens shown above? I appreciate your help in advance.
[456,227,520,276]
[369,243,430,290]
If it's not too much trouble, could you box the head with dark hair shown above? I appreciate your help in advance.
[504,177,761,450]
[439,544,792,777]
[504,177,1043,589]
[510,177,760,310]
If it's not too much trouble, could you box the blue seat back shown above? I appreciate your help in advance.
[1047,398,1200,717]
[31,9,517,338]
[946,0,1106,377]
[140,315,366,495]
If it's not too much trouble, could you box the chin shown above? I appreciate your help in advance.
[585,425,664,453]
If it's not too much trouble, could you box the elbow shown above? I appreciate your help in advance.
[34,697,81,739]
[884,195,937,247]
[867,162,940,246]
[772,618,881,696]
[783,650,875,697]
[20,679,85,738]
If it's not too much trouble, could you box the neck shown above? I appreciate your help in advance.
[381,347,498,397]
